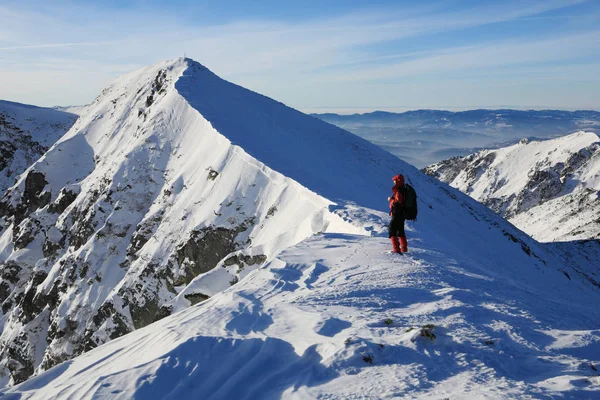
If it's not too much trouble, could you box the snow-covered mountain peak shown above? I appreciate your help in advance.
[0,57,380,385]
[174,57,396,210]
[425,131,600,241]
[66,56,392,210]
[0,59,599,395]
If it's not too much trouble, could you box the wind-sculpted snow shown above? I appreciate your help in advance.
[424,132,600,241]
[0,101,77,195]
[4,215,600,399]
[0,58,598,393]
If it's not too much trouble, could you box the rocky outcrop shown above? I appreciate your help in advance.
[425,152,497,196]
[175,218,255,283]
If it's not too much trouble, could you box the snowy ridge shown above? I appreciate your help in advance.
[0,58,598,396]
[4,213,600,399]
[424,132,600,241]
[0,101,77,195]
[52,105,89,117]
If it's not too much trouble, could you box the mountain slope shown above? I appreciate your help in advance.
[424,132,600,241]
[0,58,597,392]
[3,211,600,399]
[0,59,371,385]
[0,101,77,195]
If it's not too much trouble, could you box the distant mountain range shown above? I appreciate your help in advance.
[314,109,600,168]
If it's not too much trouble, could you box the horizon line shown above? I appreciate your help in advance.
[302,106,600,115]
[2,98,599,115]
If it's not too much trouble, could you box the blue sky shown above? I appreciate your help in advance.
[0,0,599,112]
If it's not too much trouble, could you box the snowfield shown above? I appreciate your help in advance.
[0,58,598,398]
[4,215,600,399]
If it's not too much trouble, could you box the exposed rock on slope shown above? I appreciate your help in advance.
[0,101,77,195]
[424,132,600,241]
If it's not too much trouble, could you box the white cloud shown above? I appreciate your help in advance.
[0,0,598,109]
[313,30,600,83]
[0,41,120,51]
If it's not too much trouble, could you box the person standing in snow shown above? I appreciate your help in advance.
[388,174,408,254]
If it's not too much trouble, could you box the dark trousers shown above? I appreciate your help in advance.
[388,214,405,238]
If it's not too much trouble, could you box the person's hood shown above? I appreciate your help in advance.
[392,174,405,186]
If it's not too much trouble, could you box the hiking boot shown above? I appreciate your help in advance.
[399,235,408,253]
[390,237,400,253]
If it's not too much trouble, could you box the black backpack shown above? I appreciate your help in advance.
[402,184,418,220]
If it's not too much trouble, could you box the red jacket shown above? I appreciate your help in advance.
[389,174,405,214]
